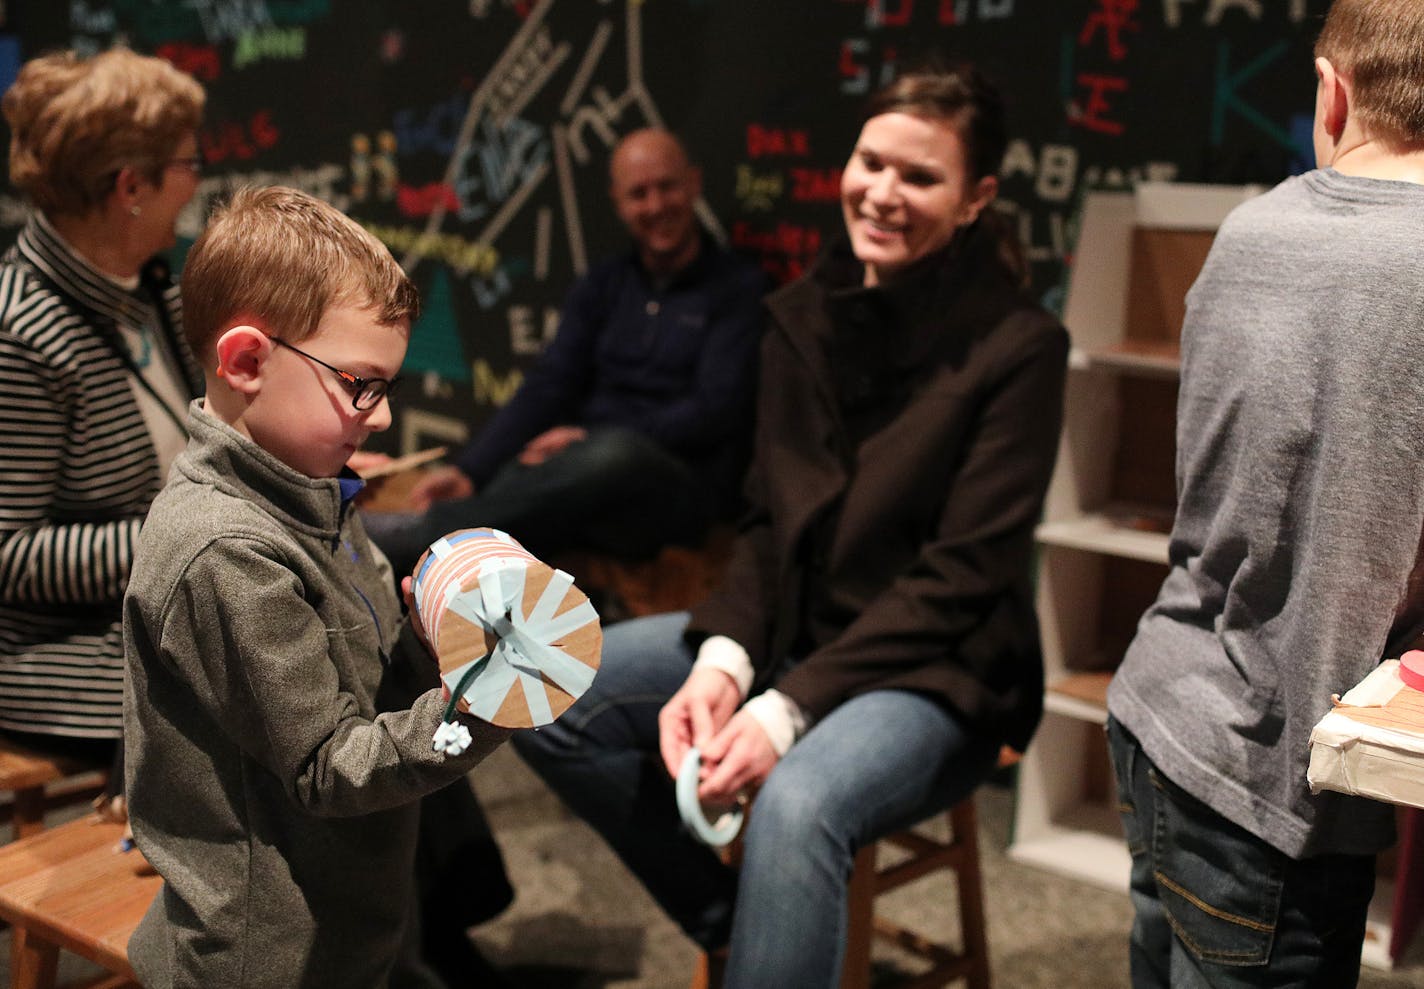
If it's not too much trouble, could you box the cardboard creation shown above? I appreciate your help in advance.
[412,527,602,730]
[1309,658,1424,809]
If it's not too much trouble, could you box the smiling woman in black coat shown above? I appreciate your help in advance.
[516,62,1069,988]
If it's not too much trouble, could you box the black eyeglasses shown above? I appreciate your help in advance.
[269,337,399,411]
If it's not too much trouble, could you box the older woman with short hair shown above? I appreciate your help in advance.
[0,47,205,767]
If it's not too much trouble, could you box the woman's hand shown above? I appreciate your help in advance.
[406,465,475,512]
[696,710,779,805]
[658,666,741,779]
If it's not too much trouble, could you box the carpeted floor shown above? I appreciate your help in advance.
[5,743,1424,987]
[465,744,1424,989]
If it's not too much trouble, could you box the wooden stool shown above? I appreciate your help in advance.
[0,739,107,841]
[693,745,1023,989]
[690,796,989,989]
[0,815,158,989]
[847,796,990,989]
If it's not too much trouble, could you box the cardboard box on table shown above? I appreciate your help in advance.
[1309,659,1424,966]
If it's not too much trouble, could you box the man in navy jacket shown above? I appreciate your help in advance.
[369,128,765,574]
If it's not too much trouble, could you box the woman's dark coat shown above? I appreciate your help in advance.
[688,223,1069,751]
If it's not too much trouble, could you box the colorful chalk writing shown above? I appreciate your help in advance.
[1161,0,1308,27]
[201,109,281,164]
[472,359,523,407]
[155,42,222,81]
[508,304,560,355]
[363,223,501,277]
[732,220,824,282]
[861,0,1015,27]
[110,0,330,46]
[452,116,551,224]
[1070,0,1137,136]
[746,125,811,159]
[4,0,1329,450]
[734,166,784,212]
[406,269,472,382]
[69,1,116,34]
[790,168,843,203]
[1001,141,1081,204]
[397,182,463,220]
[1072,74,1129,135]
[232,26,306,69]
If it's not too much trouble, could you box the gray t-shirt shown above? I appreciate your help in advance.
[1108,168,1424,859]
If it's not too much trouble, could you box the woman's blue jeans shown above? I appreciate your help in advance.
[513,611,999,988]
[1106,717,1376,988]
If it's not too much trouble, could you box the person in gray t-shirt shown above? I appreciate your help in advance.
[1106,1,1424,984]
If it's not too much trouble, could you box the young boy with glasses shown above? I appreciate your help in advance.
[122,185,510,988]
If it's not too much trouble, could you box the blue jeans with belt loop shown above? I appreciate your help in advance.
[514,610,1000,988]
[1105,716,1376,988]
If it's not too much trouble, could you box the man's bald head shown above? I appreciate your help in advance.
[609,128,702,276]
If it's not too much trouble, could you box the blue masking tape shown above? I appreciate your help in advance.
[676,746,743,847]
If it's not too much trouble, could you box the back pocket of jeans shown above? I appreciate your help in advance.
[1150,767,1283,967]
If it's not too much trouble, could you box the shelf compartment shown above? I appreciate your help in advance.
[1036,513,1170,565]
[1008,710,1129,892]
[1069,340,1181,378]
[1045,671,1113,724]
[1006,807,1132,893]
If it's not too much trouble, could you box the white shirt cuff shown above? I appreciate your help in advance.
[742,690,810,758]
[693,635,754,699]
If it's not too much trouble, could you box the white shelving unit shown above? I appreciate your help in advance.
[1009,181,1420,970]
[1008,183,1249,894]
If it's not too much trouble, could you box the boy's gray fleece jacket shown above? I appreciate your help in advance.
[123,402,509,988]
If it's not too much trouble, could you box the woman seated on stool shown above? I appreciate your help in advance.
[515,62,1068,986]
[0,49,205,789]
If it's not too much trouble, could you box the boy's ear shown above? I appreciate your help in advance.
[1315,56,1350,144]
[214,325,272,397]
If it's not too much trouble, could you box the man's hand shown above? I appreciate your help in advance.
[696,710,779,805]
[518,425,588,466]
[658,666,741,780]
[345,450,394,475]
[406,465,475,512]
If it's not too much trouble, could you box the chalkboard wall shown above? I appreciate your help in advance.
[0,0,1327,455]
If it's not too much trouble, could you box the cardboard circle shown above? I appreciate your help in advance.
[412,527,602,728]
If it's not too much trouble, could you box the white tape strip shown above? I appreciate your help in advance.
[676,747,743,847]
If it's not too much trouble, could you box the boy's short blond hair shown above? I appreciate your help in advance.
[3,47,204,217]
[183,186,420,364]
[1316,0,1424,147]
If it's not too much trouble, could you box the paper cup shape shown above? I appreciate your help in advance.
[1403,651,1424,692]
[411,527,602,728]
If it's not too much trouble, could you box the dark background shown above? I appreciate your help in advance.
[0,0,1327,455]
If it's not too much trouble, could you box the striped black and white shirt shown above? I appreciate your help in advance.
[0,213,201,738]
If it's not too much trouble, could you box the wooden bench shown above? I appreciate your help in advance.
[0,815,157,989]
[0,740,106,842]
